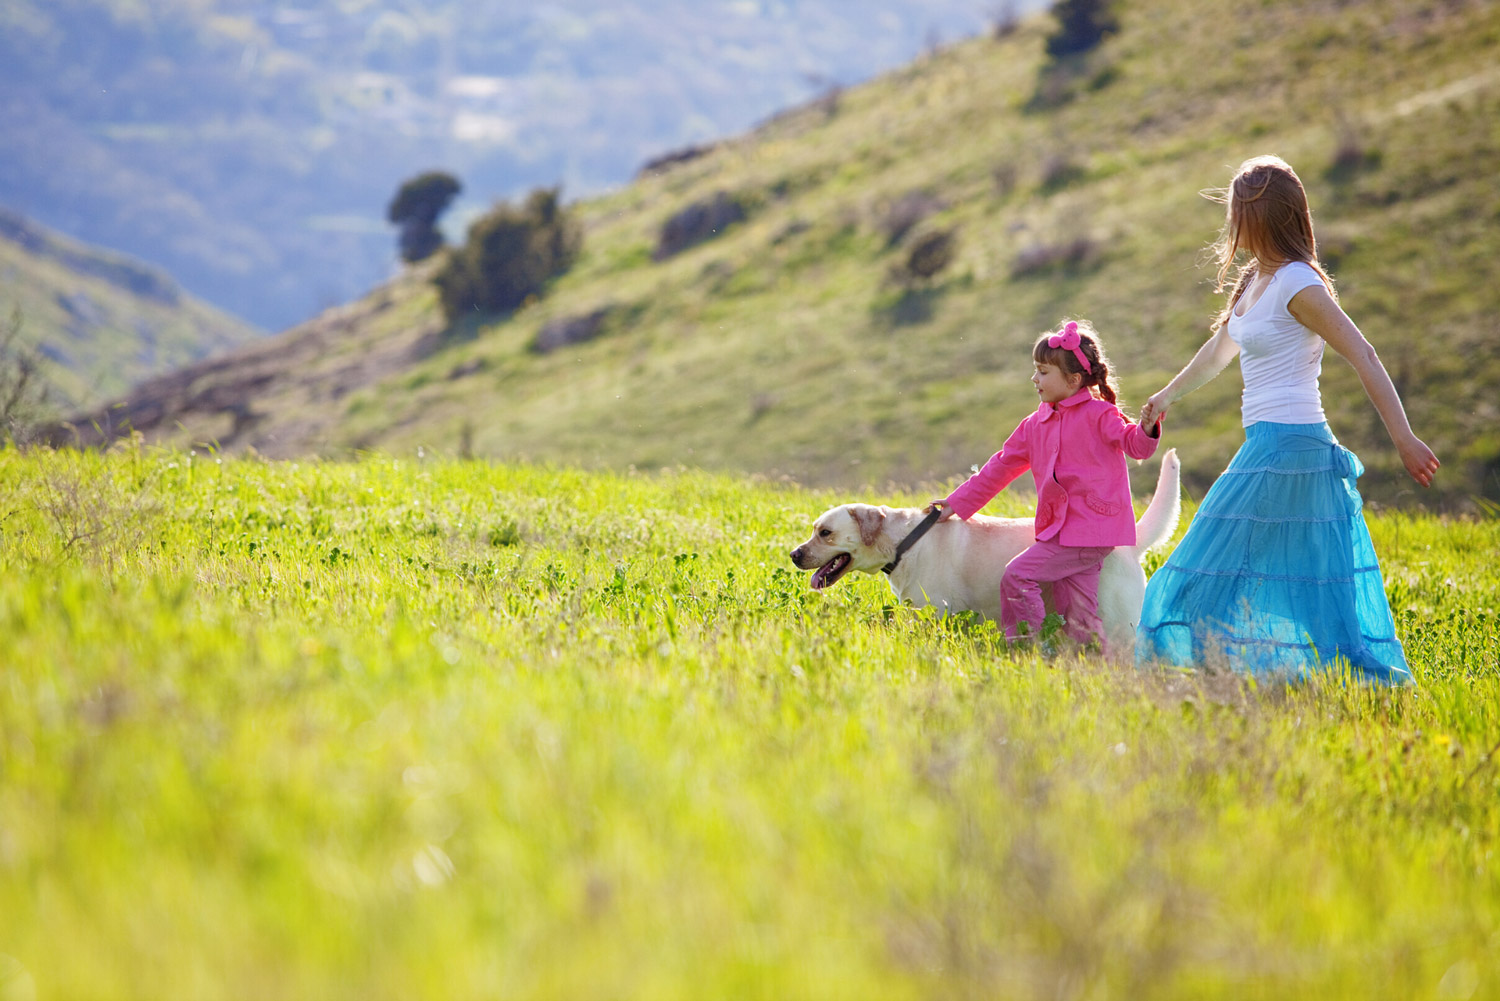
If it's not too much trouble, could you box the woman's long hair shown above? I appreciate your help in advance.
[1206,155,1336,331]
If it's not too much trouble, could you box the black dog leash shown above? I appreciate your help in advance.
[882,503,946,575]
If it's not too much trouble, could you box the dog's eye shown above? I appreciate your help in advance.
[818,529,831,538]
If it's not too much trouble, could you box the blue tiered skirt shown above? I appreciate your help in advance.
[1136,421,1411,684]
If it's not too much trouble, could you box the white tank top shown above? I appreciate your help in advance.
[1225,261,1329,426]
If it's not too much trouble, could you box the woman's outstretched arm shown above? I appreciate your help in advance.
[1137,326,1239,429]
[1289,285,1440,487]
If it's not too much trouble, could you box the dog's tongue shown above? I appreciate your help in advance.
[810,554,849,590]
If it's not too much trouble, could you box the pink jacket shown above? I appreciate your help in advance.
[945,387,1160,547]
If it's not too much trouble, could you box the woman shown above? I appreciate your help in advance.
[1135,155,1439,683]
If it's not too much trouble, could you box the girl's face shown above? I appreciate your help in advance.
[1032,361,1083,404]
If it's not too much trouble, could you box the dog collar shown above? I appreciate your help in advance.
[882,504,946,575]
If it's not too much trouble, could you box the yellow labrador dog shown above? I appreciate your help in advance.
[789,449,1180,656]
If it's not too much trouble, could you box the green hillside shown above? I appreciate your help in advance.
[70,0,1500,507]
[0,209,259,414]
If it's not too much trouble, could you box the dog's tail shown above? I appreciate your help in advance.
[1131,448,1181,559]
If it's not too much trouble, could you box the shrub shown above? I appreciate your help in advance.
[433,187,582,323]
[990,0,1022,39]
[653,192,747,261]
[1326,117,1383,185]
[1010,234,1100,277]
[890,229,958,287]
[636,142,718,179]
[1039,154,1087,193]
[533,307,611,354]
[991,163,1019,198]
[1045,0,1119,58]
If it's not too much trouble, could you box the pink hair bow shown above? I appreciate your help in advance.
[1047,321,1092,372]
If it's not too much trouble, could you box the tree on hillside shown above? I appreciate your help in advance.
[1045,0,1119,57]
[388,171,462,264]
[433,187,582,324]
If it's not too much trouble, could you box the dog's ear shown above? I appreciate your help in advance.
[850,505,886,548]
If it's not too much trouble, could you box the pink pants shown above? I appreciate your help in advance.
[1000,539,1112,649]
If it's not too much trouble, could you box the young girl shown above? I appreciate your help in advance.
[1135,155,1439,683]
[935,319,1161,651]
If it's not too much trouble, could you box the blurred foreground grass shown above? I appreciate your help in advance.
[0,446,1497,1000]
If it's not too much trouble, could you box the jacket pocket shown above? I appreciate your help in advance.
[1084,493,1120,517]
[1036,483,1068,533]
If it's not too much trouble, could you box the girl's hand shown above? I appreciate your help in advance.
[924,501,953,519]
[1397,434,1440,488]
[1139,391,1171,431]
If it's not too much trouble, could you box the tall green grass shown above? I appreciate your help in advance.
[1,445,1497,999]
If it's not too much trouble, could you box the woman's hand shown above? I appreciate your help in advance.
[1289,285,1440,489]
[924,501,953,519]
[1138,391,1172,431]
[1396,434,1440,488]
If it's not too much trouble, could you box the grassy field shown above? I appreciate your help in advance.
[1,444,1497,999]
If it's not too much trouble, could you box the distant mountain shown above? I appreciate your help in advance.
[0,208,259,413]
[55,0,1500,508]
[1,0,1030,331]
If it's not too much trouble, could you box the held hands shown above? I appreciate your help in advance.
[1397,434,1440,488]
[1138,391,1171,432]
